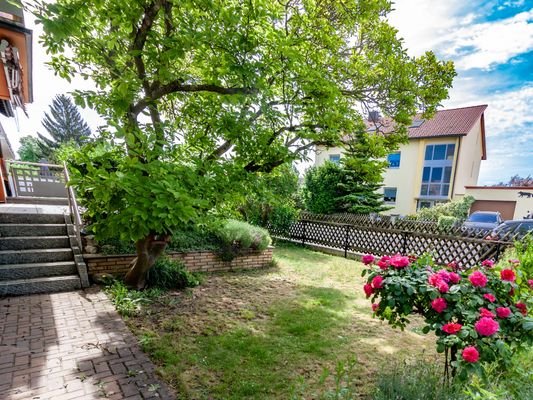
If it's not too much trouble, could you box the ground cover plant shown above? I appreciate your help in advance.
[107,244,436,399]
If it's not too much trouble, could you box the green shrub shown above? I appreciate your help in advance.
[217,220,272,261]
[372,360,464,400]
[438,215,458,230]
[104,280,164,316]
[265,204,299,235]
[414,195,475,221]
[146,257,201,289]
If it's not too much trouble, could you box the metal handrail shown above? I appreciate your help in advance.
[63,162,83,250]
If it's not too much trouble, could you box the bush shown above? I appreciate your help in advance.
[146,257,201,289]
[268,204,299,235]
[438,215,458,230]
[217,219,272,260]
[361,253,533,379]
[414,195,475,221]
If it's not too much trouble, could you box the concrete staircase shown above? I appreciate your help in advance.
[0,213,87,296]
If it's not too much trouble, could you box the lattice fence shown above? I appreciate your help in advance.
[270,213,513,268]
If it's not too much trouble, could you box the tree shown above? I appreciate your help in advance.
[18,135,42,162]
[303,162,345,214]
[36,94,91,160]
[497,175,533,187]
[30,0,456,288]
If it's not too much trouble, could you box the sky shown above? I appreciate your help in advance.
[1,0,532,185]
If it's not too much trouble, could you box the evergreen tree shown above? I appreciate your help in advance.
[37,95,91,159]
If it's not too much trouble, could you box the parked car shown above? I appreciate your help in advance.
[486,220,533,241]
[463,211,503,230]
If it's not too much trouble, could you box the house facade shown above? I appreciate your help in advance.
[314,105,488,215]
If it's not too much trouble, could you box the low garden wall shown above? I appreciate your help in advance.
[83,247,274,279]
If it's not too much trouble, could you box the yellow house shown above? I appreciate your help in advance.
[314,105,488,215]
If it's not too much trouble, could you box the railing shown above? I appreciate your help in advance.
[63,162,83,251]
[6,160,68,198]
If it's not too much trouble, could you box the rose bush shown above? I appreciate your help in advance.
[362,254,533,377]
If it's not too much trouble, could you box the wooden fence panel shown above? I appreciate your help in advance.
[271,214,511,268]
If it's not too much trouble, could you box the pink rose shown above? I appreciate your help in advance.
[483,293,496,303]
[431,298,447,313]
[362,254,375,265]
[496,307,511,318]
[481,259,495,268]
[479,308,495,318]
[372,303,379,312]
[528,279,533,289]
[516,302,527,316]
[371,275,384,289]
[500,269,516,282]
[390,255,410,269]
[363,284,373,298]
[442,323,462,335]
[469,271,488,287]
[437,270,451,283]
[377,255,390,270]
[475,317,499,336]
[428,274,441,287]
[462,346,479,363]
[437,281,449,293]
[449,272,461,284]
[447,261,459,271]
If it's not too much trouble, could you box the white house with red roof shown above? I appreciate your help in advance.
[314,105,488,215]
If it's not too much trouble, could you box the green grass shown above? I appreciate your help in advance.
[118,243,436,399]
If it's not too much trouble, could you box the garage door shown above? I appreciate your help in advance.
[470,200,516,220]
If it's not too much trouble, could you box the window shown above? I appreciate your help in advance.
[387,152,401,168]
[383,187,397,203]
[329,154,340,164]
[420,144,455,198]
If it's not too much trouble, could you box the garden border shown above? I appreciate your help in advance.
[84,247,274,280]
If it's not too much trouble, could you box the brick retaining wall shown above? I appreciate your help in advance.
[84,247,274,279]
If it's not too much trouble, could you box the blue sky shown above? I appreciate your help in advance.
[1,2,532,185]
[389,0,533,185]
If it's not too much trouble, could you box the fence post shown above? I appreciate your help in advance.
[301,220,307,246]
[401,230,408,255]
[344,225,350,258]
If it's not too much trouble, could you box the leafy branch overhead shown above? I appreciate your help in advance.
[28,0,456,288]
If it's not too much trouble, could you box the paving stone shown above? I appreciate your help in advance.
[0,288,174,399]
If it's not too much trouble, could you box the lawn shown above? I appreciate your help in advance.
[123,243,437,399]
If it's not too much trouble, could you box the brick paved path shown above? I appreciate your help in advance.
[0,288,174,399]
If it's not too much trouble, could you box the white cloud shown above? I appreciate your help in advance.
[444,10,533,70]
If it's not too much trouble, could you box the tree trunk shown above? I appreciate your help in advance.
[124,233,170,289]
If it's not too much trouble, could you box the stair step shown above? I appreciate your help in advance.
[0,236,70,251]
[0,213,65,224]
[0,275,81,296]
[0,248,73,265]
[0,261,77,280]
[0,224,67,237]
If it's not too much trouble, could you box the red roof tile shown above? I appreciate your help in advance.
[407,105,487,138]
[365,104,487,139]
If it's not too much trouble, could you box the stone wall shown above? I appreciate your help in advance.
[84,247,274,279]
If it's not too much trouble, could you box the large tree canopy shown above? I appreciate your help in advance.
[30,0,455,288]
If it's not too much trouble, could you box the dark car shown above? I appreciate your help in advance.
[486,220,533,241]
[463,211,503,230]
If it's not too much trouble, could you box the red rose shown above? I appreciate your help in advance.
[479,307,495,318]
[363,283,373,298]
[437,281,449,293]
[481,259,495,268]
[483,293,496,303]
[362,254,375,265]
[462,346,479,363]
[496,307,511,318]
[447,261,459,271]
[431,298,447,313]
[442,323,462,335]
[377,255,390,270]
[449,272,461,284]
[475,317,499,336]
[390,255,410,268]
[428,274,441,287]
[371,275,384,289]
[469,271,488,287]
[372,303,379,312]
[516,302,527,316]
[500,269,516,282]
